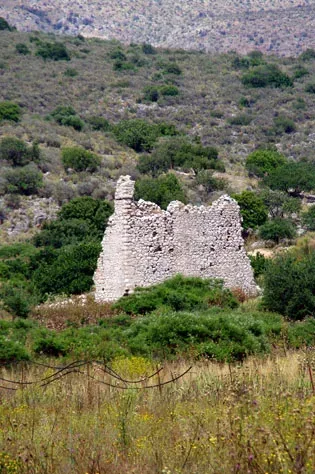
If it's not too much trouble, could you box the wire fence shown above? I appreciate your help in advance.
[0,359,192,391]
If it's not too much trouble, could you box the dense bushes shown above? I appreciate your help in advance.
[50,106,84,131]
[259,218,296,243]
[232,191,268,229]
[4,164,43,195]
[241,64,293,88]
[245,149,287,177]
[302,206,315,231]
[113,275,239,315]
[0,17,13,31]
[263,162,315,195]
[0,101,21,122]
[263,250,315,320]
[36,41,70,61]
[61,146,101,172]
[134,174,186,209]
[137,137,222,176]
[0,137,40,166]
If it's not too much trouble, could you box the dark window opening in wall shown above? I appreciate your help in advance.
[154,245,162,252]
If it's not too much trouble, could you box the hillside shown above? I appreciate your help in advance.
[1,28,315,239]
[1,0,315,56]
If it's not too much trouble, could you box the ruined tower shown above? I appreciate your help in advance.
[94,175,257,302]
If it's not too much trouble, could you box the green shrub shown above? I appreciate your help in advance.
[113,119,161,152]
[241,64,293,88]
[15,43,31,55]
[134,174,186,209]
[64,67,78,77]
[245,149,287,177]
[32,241,101,297]
[262,250,315,320]
[61,115,85,131]
[160,85,179,96]
[143,86,159,102]
[51,105,76,123]
[195,170,226,193]
[263,162,315,195]
[0,337,29,363]
[137,137,220,175]
[259,218,296,244]
[36,41,70,61]
[259,189,301,218]
[0,137,40,166]
[61,146,101,172]
[0,283,34,318]
[0,17,13,31]
[249,252,269,278]
[305,82,315,94]
[142,43,156,55]
[0,101,21,122]
[113,60,135,71]
[232,191,268,230]
[301,206,315,231]
[292,65,309,79]
[300,48,315,61]
[109,49,127,60]
[273,116,296,134]
[86,116,111,131]
[58,196,113,236]
[33,332,67,356]
[163,63,182,75]
[113,275,238,315]
[228,114,252,126]
[33,219,94,249]
[5,164,43,195]
[287,318,315,348]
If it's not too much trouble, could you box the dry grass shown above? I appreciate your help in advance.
[0,352,314,473]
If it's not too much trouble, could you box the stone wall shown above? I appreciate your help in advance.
[94,175,258,302]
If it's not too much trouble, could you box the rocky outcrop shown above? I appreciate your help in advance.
[94,175,257,302]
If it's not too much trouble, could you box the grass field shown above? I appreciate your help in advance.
[0,352,314,474]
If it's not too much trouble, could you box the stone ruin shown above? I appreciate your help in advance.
[94,175,258,302]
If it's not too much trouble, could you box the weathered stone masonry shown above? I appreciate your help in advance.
[94,175,258,302]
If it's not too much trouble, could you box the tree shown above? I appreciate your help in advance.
[263,250,315,320]
[0,17,13,31]
[58,196,113,235]
[113,119,160,152]
[259,218,296,244]
[0,137,40,166]
[232,191,268,230]
[0,101,21,122]
[61,147,101,172]
[302,206,315,231]
[245,149,287,177]
[36,41,70,61]
[241,64,293,88]
[134,174,186,210]
[263,162,315,196]
[5,164,43,195]
[259,189,301,218]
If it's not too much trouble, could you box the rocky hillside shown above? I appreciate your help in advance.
[2,0,315,56]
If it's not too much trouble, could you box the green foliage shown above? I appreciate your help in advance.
[50,105,84,130]
[259,189,301,218]
[259,218,296,244]
[4,164,43,195]
[33,219,94,249]
[58,196,113,235]
[0,101,21,122]
[287,318,315,348]
[15,43,31,55]
[61,146,101,172]
[249,252,268,278]
[263,162,315,195]
[232,191,268,230]
[0,17,12,31]
[292,65,309,79]
[0,336,29,363]
[113,119,175,152]
[143,86,159,102]
[86,116,111,131]
[64,67,78,77]
[163,63,182,75]
[113,60,135,71]
[160,85,179,96]
[109,48,127,60]
[300,48,315,61]
[262,250,315,320]
[0,283,34,318]
[305,82,315,94]
[228,114,252,126]
[301,205,315,231]
[273,116,296,134]
[0,137,40,166]
[137,137,221,176]
[36,41,70,61]
[125,310,272,362]
[32,241,101,297]
[142,43,157,55]
[245,149,287,177]
[195,170,227,193]
[113,275,238,315]
[134,174,186,209]
[241,64,293,88]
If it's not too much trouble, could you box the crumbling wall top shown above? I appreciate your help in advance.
[115,175,135,200]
